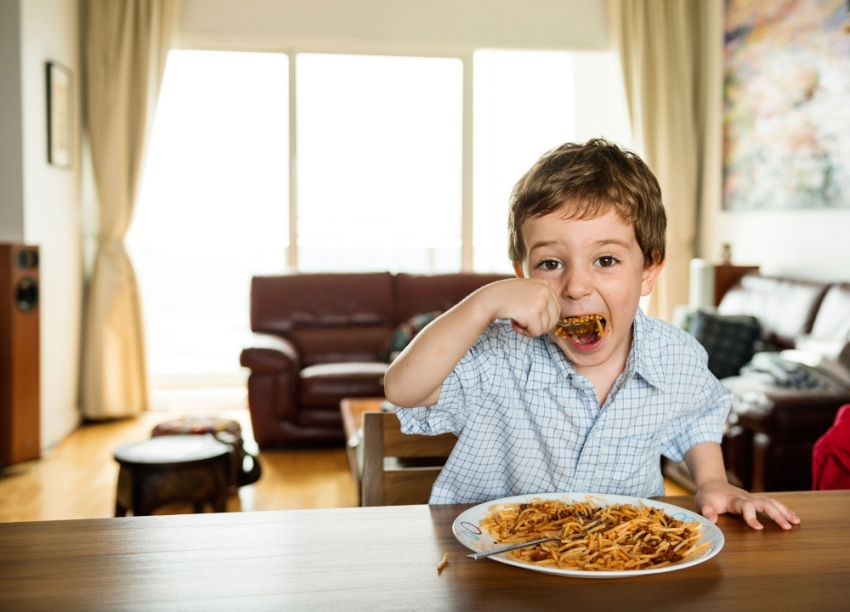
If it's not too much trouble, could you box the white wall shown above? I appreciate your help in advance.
[0,0,25,242]
[180,0,609,51]
[19,0,83,450]
[702,211,850,283]
[574,52,632,149]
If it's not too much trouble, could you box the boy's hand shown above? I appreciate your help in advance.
[685,442,800,530]
[695,478,801,530]
[484,278,562,338]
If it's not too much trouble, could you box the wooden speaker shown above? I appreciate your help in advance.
[0,243,40,465]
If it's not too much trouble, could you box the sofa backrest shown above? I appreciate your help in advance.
[251,272,394,365]
[250,271,513,366]
[718,274,830,349]
[393,272,512,324]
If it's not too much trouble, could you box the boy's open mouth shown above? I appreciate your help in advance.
[554,314,607,345]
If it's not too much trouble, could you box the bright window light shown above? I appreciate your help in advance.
[473,50,576,273]
[296,53,463,272]
[127,50,289,385]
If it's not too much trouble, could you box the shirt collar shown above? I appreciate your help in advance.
[523,308,666,391]
[631,308,666,390]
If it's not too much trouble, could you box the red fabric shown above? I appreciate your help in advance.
[812,405,850,490]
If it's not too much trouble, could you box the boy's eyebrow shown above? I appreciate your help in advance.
[592,238,631,249]
[528,238,631,252]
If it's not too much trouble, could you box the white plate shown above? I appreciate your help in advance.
[453,492,724,578]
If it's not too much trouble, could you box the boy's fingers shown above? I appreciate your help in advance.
[700,504,719,524]
[738,500,763,530]
[756,498,799,529]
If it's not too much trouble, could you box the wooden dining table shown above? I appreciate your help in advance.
[1,490,848,611]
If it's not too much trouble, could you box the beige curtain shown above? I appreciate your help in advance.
[80,0,181,419]
[608,0,720,321]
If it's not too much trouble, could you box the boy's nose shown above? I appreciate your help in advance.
[561,266,592,300]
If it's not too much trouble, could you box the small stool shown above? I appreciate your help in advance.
[151,416,261,491]
[113,435,231,517]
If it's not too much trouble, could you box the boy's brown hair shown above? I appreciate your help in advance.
[508,138,666,267]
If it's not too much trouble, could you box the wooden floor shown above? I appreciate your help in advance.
[0,402,358,523]
[0,391,689,523]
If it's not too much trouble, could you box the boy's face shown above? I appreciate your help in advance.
[513,207,663,374]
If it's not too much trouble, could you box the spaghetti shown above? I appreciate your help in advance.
[479,497,710,571]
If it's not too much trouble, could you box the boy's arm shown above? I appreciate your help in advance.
[685,442,800,530]
[384,278,561,408]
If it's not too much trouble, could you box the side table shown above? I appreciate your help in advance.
[114,435,231,517]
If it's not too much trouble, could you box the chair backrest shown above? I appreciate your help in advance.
[361,411,456,506]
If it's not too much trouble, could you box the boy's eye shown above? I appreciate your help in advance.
[538,259,562,271]
[597,256,618,268]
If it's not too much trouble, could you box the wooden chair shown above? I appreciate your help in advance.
[361,411,456,506]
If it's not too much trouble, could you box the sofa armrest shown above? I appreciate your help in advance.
[241,335,303,444]
[240,334,301,374]
[731,388,850,439]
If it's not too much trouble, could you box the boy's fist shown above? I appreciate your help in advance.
[482,278,561,338]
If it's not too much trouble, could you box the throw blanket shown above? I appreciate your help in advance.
[812,405,850,490]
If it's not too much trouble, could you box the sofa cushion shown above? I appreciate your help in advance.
[689,309,761,380]
[380,311,441,362]
[289,327,391,366]
[299,362,387,407]
[810,283,850,343]
[718,275,829,349]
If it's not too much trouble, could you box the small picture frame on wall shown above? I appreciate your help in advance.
[46,61,72,168]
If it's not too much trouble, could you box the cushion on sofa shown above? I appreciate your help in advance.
[717,275,829,349]
[381,311,441,362]
[689,309,761,380]
[299,362,387,407]
[289,327,391,366]
[809,283,850,342]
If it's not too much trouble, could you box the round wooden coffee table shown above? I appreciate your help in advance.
[113,435,231,517]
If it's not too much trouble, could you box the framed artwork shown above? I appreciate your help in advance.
[722,0,850,210]
[46,61,72,168]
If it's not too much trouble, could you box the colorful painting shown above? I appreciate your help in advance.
[723,0,850,209]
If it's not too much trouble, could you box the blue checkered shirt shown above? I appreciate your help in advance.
[397,308,731,504]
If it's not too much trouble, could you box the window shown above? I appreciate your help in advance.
[296,53,463,273]
[131,48,616,385]
[127,50,289,385]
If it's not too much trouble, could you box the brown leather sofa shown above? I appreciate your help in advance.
[240,272,510,447]
[667,274,850,492]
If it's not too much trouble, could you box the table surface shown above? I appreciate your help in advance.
[1,491,848,611]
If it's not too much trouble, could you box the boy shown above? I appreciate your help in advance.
[384,138,798,530]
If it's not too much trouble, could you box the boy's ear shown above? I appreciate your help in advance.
[512,262,524,278]
[640,260,664,296]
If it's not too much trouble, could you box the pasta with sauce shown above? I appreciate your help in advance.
[479,497,710,571]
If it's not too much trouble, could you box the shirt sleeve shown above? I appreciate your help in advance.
[396,325,500,436]
[660,349,733,463]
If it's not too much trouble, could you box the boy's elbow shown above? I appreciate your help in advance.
[382,368,407,407]
[383,366,435,408]
[384,378,417,408]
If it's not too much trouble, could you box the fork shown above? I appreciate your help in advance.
[467,537,561,560]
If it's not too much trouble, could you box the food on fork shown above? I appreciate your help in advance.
[554,314,606,339]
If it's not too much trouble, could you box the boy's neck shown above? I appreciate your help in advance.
[573,327,634,408]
